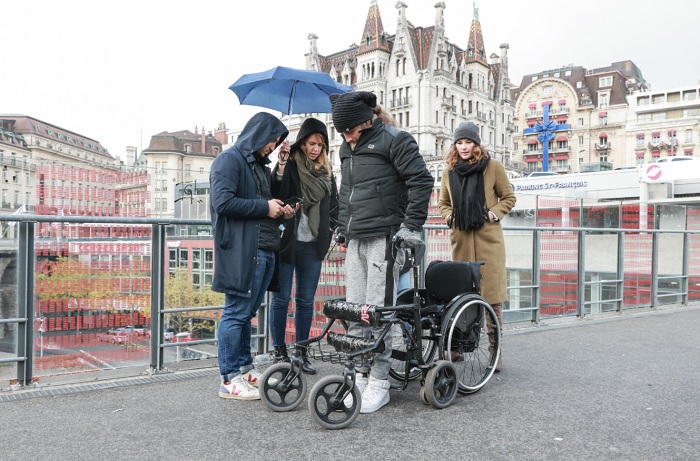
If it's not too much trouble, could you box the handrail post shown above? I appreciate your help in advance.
[616,231,625,313]
[17,220,35,386]
[532,229,541,324]
[149,223,167,371]
[682,231,689,305]
[577,229,585,318]
[650,231,659,309]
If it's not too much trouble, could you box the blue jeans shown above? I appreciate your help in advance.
[269,241,323,346]
[218,249,275,382]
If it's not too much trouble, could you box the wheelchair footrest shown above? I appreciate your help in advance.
[326,331,385,354]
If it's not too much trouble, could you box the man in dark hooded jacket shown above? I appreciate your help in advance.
[210,112,294,400]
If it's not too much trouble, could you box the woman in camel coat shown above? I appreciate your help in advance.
[438,122,516,371]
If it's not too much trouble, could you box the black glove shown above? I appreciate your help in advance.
[393,225,423,249]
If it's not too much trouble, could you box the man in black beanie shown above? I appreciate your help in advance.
[329,91,433,414]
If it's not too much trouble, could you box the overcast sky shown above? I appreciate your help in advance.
[3,0,698,160]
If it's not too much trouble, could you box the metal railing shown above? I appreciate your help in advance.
[1,215,698,389]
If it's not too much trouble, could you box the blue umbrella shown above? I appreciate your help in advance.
[229,66,353,115]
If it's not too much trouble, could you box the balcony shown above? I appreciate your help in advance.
[595,142,612,151]
[390,96,412,109]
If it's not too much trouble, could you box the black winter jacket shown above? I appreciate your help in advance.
[209,113,288,296]
[337,118,433,239]
[271,159,339,262]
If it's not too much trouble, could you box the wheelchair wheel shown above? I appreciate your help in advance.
[439,294,500,395]
[389,323,437,381]
[308,375,361,430]
[424,360,458,409]
[259,363,307,412]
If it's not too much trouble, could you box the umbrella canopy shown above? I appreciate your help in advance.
[229,66,353,115]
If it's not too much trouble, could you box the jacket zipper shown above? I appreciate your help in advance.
[347,150,354,234]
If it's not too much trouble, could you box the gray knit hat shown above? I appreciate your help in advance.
[454,122,481,145]
[329,91,376,132]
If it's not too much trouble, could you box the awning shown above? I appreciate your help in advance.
[598,111,607,117]
[527,120,537,126]
[635,152,645,158]
[527,139,538,145]
[636,132,645,139]
[558,99,566,104]
[554,154,569,160]
[528,103,537,108]
[542,100,553,106]
[652,131,660,136]
[668,129,676,136]
[555,116,567,122]
[651,150,660,157]
[599,132,608,138]
[556,136,569,142]
[525,157,538,162]
[684,148,693,154]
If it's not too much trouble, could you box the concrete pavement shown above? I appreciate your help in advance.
[1,304,699,461]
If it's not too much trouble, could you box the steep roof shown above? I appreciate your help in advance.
[0,114,112,158]
[143,129,222,156]
[358,0,391,54]
[464,5,488,66]
[408,24,434,71]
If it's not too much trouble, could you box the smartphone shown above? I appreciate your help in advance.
[283,197,303,207]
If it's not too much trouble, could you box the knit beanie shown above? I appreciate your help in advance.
[329,91,376,132]
[290,117,329,152]
[453,122,481,145]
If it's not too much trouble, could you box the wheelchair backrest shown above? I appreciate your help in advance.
[424,260,482,304]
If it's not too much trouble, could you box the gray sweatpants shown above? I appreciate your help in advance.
[345,236,401,380]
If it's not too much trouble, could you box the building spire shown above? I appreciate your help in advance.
[358,0,390,53]
[465,2,487,66]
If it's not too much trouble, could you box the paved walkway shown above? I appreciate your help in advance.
[2,305,699,461]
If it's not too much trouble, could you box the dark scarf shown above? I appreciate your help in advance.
[294,150,331,237]
[448,157,490,231]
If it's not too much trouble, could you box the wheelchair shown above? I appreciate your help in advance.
[258,241,501,430]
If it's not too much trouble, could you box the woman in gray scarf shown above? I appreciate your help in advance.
[269,117,339,373]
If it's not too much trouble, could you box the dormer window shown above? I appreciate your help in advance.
[185,144,192,153]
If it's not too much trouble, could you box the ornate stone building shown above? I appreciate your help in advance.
[511,61,649,173]
[303,1,515,182]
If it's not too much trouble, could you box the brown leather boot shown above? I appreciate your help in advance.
[488,303,503,372]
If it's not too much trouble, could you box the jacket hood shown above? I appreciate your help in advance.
[290,117,329,153]
[234,112,288,158]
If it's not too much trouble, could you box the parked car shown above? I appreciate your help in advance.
[655,157,694,163]
[125,325,150,337]
[170,332,198,343]
[164,328,177,342]
[96,330,128,344]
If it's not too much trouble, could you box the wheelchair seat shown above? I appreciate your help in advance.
[424,260,482,305]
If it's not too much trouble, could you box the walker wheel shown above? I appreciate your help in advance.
[425,360,458,409]
[308,375,361,430]
[419,386,430,405]
[259,363,307,412]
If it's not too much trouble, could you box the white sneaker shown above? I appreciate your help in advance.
[241,368,263,388]
[360,376,390,413]
[219,375,260,400]
[343,374,368,407]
